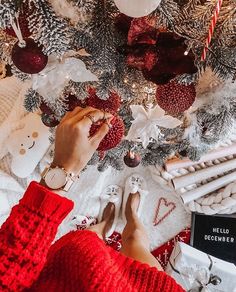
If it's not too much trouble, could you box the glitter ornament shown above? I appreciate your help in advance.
[87,90,121,114]
[90,116,125,151]
[156,81,196,114]
[12,38,48,74]
[124,151,141,168]
[41,113,59,128]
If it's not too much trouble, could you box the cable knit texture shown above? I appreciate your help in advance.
[0,182,184,292]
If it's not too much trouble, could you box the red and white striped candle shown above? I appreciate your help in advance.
[201,0,223,61]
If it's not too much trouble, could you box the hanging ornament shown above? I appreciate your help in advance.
[5,15,31,38]
[126,104,182,148]
[12,38,48,74]
[90,116,125,151]
[41,113,60,128]
[114,0,161,18]
[124,150,141,168]
[39,101,54,115]
[65,94,83,111]
[87,90,121,114]
[156,81,196,115]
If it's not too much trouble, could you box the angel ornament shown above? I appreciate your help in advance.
[126,104,182,148]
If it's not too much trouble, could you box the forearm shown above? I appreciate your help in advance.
[0,181,73,291]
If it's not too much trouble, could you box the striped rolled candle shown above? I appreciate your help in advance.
[201,0,223,61]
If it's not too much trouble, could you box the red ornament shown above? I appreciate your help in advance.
[127,48,157,71]
[156,81,196,114]
[40,101,53,115]
[124,151,141,168]
[41,114,60,128]
[12,38,48,74]
[65,94,84,111]
[5,15,31,38]
[90,116,125,151]
[128,17,158,46]
[87,90,121,114]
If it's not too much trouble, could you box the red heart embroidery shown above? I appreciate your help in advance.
[153,197,176,226]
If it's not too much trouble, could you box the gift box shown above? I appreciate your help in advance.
[166,242,236,292]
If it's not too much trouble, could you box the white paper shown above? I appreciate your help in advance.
[166,242,236,292]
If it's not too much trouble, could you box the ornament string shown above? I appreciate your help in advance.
[201,0,223,61]
[9,13,26,48]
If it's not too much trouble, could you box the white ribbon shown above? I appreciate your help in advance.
[9,12,26,47]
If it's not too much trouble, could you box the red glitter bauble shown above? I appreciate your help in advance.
[12,38,48,74]
[87,90,121,114]
[124,151,141,168]
[5,15,31,38]
[90,116,125,151]
[156,81,196,114]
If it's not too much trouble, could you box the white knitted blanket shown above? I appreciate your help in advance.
[0,77,190,250]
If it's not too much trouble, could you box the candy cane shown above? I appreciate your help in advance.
[201,0,223,61]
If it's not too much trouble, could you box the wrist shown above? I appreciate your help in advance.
[51,160,82,176]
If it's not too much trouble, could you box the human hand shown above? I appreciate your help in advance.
[52,106,113,175]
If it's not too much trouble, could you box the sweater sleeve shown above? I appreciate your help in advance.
[0,181,74,292]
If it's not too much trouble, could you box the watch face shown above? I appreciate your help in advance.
[45,168,67,190]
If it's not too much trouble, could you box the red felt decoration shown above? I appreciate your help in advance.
[90,116,125,151]
[12,38,48,74]
[156,81,196,114]
[87,90,121,114]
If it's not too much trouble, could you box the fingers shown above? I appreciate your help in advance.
[60,106,84,124]
[90,118,113,147]
[80,110,113,130]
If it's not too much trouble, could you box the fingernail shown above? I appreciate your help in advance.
[106,117,113,129]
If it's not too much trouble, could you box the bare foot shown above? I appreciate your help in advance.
[102,202,115,237]
[125,192,140,222]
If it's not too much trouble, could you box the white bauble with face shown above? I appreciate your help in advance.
[114,0,161,18]
[45,168,67,190]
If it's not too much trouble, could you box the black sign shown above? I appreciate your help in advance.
[191,213,236,264]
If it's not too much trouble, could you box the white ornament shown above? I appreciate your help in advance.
[5,113,50,178]
[32,55,98,101]
[114,0,161,18]
[126,105,182,148]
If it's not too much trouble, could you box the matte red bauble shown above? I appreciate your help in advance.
[87,90,121,114]
[124,151,141,168]
[90,116,125,151]
[156,81,196,114]
[41,114,59,128]
[12,38,48,74]
[65,94,83,111]
[40,101,53,115]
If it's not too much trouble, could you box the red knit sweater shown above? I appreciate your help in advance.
[0,182,185,292]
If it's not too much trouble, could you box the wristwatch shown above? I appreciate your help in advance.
[41,166,77,192]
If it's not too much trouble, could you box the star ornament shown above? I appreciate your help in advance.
[126,105,182,148]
